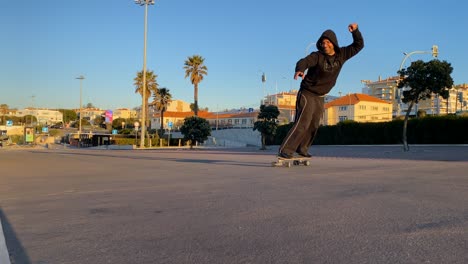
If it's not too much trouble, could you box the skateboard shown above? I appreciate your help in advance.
[272,156,311,167]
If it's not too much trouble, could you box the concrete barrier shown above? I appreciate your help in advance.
[208,129,261,147]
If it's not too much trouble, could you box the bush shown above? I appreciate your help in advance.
[274,116,468,145]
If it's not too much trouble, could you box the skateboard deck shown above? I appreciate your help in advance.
[272,157,311,167]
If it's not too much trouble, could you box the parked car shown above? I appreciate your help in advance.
[50,123,63,129]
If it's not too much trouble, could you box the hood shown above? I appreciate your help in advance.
[316,29,340,54]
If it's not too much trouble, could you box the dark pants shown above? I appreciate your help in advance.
[279,89,324,155]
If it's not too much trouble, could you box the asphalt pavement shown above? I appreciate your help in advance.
[1,145,467,264]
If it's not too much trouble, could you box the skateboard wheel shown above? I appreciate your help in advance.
[304,160,310,166]
[286,162,291,168]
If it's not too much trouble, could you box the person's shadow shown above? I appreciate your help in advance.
[0,208,32,264]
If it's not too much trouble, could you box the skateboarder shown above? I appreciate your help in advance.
[278,23,364,159]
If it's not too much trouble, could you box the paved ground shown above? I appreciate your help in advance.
[1,145,467,264]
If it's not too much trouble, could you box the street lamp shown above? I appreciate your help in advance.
[261,71,266,105]
[396,45,438,116]
[135,0,156,148]
[76,75,85,145]
[305,41,316,56]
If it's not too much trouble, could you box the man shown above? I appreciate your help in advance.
[278,23,364,159]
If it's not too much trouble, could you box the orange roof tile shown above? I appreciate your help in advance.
[325,93,391,109]
[152,111,257,119]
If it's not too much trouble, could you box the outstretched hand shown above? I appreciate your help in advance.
[294,71,305,80]
[348,23,358,32]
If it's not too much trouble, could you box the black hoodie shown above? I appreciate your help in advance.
[295,28,364,96]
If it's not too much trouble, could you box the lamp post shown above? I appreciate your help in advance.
[396,45,438,116]
[305,42,316,56]
[135,0,155,148]
[76,75,85,146]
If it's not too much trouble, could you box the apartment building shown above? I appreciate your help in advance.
[14,108,63,125]
[324,93,392,126]
[362,76,468,116]
[150,109,258,130]
[74,107,105,123]
[262,90,338,124]
[113,108,138,119]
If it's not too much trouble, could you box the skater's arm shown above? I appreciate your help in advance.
[342,23,364,60]
[295,52,319,79]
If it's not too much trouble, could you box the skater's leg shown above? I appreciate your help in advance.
[279,91,315,156]
[296,96,324,156]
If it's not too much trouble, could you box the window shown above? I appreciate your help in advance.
[371,106,378,111]
[339,116,348,122]
[359,105,366,110]
[339,106,347,111]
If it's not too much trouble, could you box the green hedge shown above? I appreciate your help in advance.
[113,134,187,147]
[273,116,468,145]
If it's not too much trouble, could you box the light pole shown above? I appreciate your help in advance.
[305,42,316,56]
[135,0,155,148]
[262,72,266,104]
[76,75,85,145]
[396,45,438,116]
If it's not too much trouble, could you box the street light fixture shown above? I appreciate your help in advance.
[76,75,85,146]
[135,0,156,148]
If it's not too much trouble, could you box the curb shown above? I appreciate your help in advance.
[0,218,11,264]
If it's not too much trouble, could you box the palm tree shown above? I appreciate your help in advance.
[0,104,8,125]
[184,55,208,116]
[134,70,159,127]
[151,87,172,133]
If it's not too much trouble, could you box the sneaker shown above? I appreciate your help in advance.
[297,152,312,158]
[278,152,293,159]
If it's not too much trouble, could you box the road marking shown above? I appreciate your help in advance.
[0,218,11,264]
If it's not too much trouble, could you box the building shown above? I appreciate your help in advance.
[262,90,338,124]
[361,76,399,116]
[14,108,63,125]
[362,77,468,117]
[150,110,258,131]
[324,93,392,125]
[455,83,468,113]
[74,107,105,124]
[113,108,138,119]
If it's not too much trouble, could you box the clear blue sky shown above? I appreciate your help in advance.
[1,0,467,111]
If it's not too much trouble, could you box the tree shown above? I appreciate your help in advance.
[85,103,96,108]
[71,119,90,128]
[59,109,77,124]
[151,87,172,136]
[93,115,105,127]
[397,59,454,151]
[184,55,208,116]
[0,104,8,125]
[180,116,211,149]
[253,105,280,150]
[134,70,159,127]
